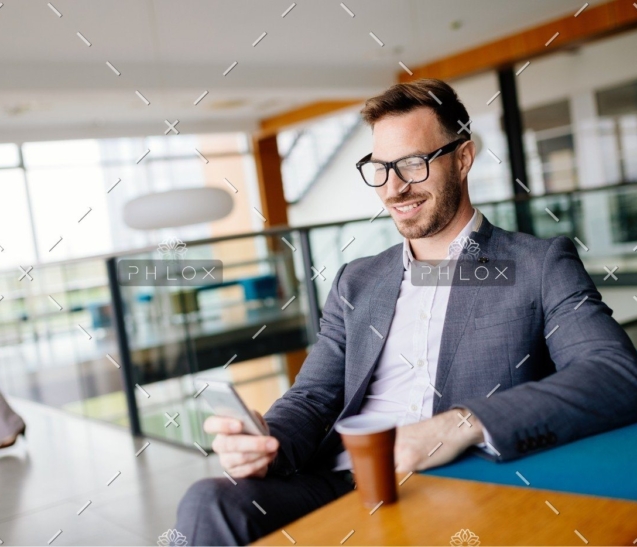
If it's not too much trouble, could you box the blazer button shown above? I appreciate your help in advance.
[516,439,528,453]
[527,436,538,450]
[537,434,548,447]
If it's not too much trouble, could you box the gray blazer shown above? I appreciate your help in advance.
[264,214,637,477]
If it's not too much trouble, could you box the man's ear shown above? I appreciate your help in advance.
[457,139,476,178]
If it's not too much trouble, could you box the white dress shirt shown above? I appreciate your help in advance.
[332,207,496,472]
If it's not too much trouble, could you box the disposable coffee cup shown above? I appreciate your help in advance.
[335,414,398,508]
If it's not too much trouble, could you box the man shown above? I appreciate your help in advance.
[176,79,637,545]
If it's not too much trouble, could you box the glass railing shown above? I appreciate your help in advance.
[2,181,637,451]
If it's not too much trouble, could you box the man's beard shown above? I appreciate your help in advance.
[392,166,462,240]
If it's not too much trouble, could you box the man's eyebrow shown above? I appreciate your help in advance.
[369,150,428,162]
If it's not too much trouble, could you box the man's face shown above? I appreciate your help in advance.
[371,107,465,240]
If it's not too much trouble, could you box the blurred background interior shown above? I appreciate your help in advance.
[1,0,637,519]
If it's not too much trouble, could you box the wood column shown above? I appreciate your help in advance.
[252,133,308,387]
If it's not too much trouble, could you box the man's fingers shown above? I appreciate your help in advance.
[204,415,242,434]
[227,455,273,478]
[222,451,269,468]
[213,433,279,454]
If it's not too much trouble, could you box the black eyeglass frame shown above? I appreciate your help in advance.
[356,138,466,187]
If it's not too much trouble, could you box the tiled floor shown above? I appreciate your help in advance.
[0,397,224,546]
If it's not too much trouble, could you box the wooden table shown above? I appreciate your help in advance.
[253,474,637,546]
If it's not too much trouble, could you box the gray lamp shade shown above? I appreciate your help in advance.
[123,187,234,230]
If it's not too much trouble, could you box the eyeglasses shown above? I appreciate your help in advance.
[356,138,465,187]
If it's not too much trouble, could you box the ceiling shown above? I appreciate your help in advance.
[0,0,607,143]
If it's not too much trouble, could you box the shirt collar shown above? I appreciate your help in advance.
[403,207,482,271]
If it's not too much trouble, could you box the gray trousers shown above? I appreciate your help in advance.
[175,465,354,546]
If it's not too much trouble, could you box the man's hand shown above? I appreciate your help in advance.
[205,409,279,479]
[394,409,484,473]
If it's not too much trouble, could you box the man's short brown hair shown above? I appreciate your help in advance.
[360,78,471,142]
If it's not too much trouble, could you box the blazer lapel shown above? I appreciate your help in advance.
[432,214,498,414]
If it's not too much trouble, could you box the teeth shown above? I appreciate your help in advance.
[396,200,423,212]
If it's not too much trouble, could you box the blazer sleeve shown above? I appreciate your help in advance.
[455,235,637,461]
[264,262,349,477]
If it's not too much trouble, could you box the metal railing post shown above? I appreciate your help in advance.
[299,229,321,345]
[106,257,142,436]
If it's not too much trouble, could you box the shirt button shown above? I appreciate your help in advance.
[420,312,428,320]
[417,359,424,367]
[410,404,418,412]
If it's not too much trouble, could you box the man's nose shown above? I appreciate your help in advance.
[386,168,411,196]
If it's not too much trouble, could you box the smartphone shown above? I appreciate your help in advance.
[196,379,269,436]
